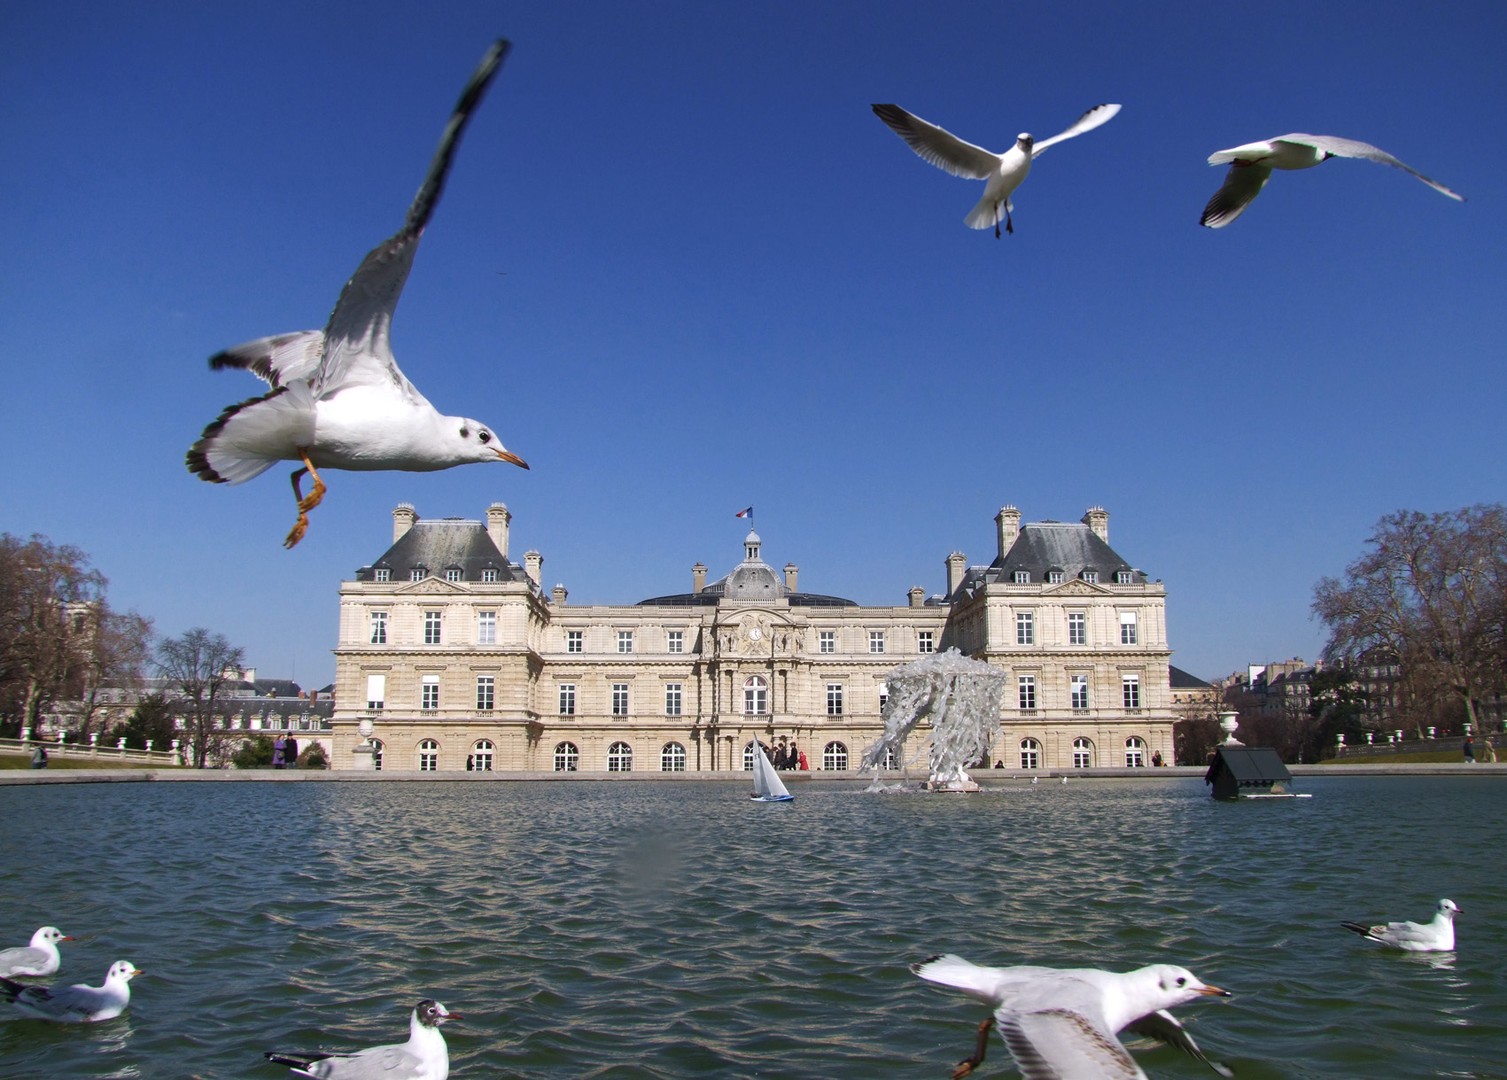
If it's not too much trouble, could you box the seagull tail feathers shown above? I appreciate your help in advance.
[964,197,1002,231]
[1339,921,1379,939]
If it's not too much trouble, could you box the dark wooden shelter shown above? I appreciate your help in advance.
[1204,746,1295,800]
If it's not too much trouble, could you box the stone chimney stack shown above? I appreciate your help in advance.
[692,563,707,594]
[486,502,512,558]
[784,563,799,591]
[995,505,1021,560]
[523,550,543,587]
[393,503,418,542]
[551,583,568,606]
[908,586,925,608]
[945,551,967,597]
[1082,506,1109,543]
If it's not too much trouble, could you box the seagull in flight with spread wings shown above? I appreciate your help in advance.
[187,39,528,548]
[872,102,1120,237]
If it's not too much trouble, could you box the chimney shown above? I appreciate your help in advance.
[1082,506,1109,543]
[393,503,418,542]
[784,563,799,591]
[995,505,1021,560]
[551,583,568,606]
[945,551,967,597]
[486,502,512,558]
[908,586,925,608]
[523,550,543,587]
[692,563,707,593]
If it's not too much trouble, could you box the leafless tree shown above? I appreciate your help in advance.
[155,628,245,767]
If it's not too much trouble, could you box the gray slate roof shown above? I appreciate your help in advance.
[1169,665,1213,690]
[952,521,1146,600]
[355,518,532,584]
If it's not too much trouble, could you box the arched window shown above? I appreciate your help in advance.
[742,740,764,771]
[880,745,899,770]
[1124,736,1146,768]
[1072,737,1094,769]
[418,739,439,772]
[822,741,849,771]
[553,741,579,772]
[660,742,687,772]
[607,741,633,772]
[371,738,384,772]
[743,676,768,715]
[472,739,494,772]
[1019,737,1041,770]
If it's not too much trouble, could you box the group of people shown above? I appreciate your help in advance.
[766,741,808,771]
[271,733,299,769]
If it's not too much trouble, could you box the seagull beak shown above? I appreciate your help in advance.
[60,936,75,942]
[494,449,529,469]
[1196,985,1232,998]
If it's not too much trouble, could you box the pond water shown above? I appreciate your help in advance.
[1,775,1503,1078]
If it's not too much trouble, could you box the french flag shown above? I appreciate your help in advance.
[734,506,753,519]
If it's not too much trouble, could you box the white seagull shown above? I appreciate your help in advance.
[1200,133,1466,228]
[0,926,73,978]
[912,953,1232,1080]
[187,39,528,549]
[871,102,1121,237]
[265,999,460,1080]
[0,960,142,1022]
[1341,897,1460,952]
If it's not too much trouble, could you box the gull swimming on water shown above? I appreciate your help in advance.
[187,39,528,548]
[912,953,1232,1079]
[871,102,1121,237]
[1341,897,1460,952]
[1199,133,1465,228]
[265,999,460,1079]
[0,926,72,978]
[0,960,141,1022]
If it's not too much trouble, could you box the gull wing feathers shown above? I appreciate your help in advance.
[1200,162,1274,228]
[1031,103,1122,156]
[1278,134,1466,201]
[871,104,1000,179]
[209,330,326,388]
[996,1008,1146,1080]
[266,1046,423,1079]
[1124,1009,1235,1078]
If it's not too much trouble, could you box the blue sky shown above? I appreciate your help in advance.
[2,1,1503,689]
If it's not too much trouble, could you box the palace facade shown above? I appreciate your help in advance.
[329,502,1178,772]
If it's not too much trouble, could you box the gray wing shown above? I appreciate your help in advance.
[0,946,47,976]
[209,331,325,388]
[1031,103,1122,156]
[1278,134,1466,201]
[315,1044,426,1079]
[1125,1009,1235,1078]
[313,39,510,401]
[1200,162,1273,228]
[15,983,100,1020]
[996,1007,1146,1080]
[871,104,1000,179]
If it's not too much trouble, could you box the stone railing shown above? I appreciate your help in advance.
[0,736,183,767]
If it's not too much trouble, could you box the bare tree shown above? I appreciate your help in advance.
[74,609,155,740]
[155,628,245,767]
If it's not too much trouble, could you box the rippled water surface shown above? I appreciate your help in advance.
[2,775,1504,1078]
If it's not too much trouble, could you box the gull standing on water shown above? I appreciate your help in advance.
[265,999,460,1080]
[1341,897,1460,952]
[912,953,1232,1079]
[0,926,72,978]
[1199,133,1465,228]
[0,960,141,1022]
[871,102,1121,237]
[187,39,528,548]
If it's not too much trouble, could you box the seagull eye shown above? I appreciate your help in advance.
[1176,977,1187,987]
[479,430,492,443]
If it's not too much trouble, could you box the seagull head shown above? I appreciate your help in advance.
[1439,899,1461,916]
[34,927,72,946]
[1143,965,1232,1008]
[1016,133,1034,151]
[450,419,529,470]
[415,999,461,1027]
[106,961,143,984]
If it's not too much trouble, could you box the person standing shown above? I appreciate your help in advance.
[272,733,287,769]
[285,734,299,768]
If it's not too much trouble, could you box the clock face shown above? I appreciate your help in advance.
[748,626,762,641]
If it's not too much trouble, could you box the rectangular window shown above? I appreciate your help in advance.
[1067,612,1086,646]
[1116,570,1133,584]
[1071,674,1089,710]
[665,682,682,717]
[1122,674,1141,709]
[827,683,844,716]
[1012,570,1029,584]
[1016,611,1034,646]
[365,673,386,710]
[868,630,886,654]
[421,676,440,711]
[369,611,387,645]
[1018,675,1036,710]
[1048,571,1064,584]
[1120,611,1138,646]
[667,629,684,654]
[374,568,390,583]
[617,630,634,654]
[423,611,441,645]
[819,631,835,654]
[477,610,496,645]
[566,630,583,654]
[1082,571,1099,584]
[481,567,498,583]
[612,683,629,716]
[558,683,576,716]
[476,675,494,711]
[445,568,462,583]
[410,568,426,582]
[917,630,934,654]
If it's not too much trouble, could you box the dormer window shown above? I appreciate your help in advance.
[1081,570,1098,584]
[481,567,499,584]
[1115,570,1133,584]
[1012,570,1030,584]
[444,567,463,583]
[410,566,428,582]
[373,567,390,583]
[1047,570,1064,585]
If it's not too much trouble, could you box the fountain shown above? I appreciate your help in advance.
[861,648,1008,791]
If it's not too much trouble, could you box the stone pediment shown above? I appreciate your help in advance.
[713,610,803,657]
[1046,579,1108,596]
[396,577,466,596]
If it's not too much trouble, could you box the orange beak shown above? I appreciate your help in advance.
[495,449,528,469]
[1196,985,1232,998]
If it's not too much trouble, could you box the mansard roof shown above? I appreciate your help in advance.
[354,517,532,584]
[638,530,855,607]
[952,520,1147,600]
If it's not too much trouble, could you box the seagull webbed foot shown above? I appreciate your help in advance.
[951,1016,994,1079]
[285,454,327,548]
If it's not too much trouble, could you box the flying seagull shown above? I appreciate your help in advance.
[0,926,72,979]
[1341,897,1460,952]
[187,39,528,549]
[871,102,1121,237]
[265,998,460,1079]
[1200,133,1466,228]
[912,953,1232,1079]
[0,960,142,1022]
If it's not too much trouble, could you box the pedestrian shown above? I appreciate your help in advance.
[30,744,48,769]
[798,749,809,770]
[272,733,287,769]
[1463,738,1475,763]
[785,742,799,770]
[285,734,299,768]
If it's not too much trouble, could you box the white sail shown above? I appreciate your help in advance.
[751,743,793,801]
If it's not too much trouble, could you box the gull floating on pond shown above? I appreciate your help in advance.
[1341,897,1459,952]
[0,926,72,978]
[912,953,1232,1079]
[1199,133,1465,228]
[265,999,460,1079]
[872,102,1120,237]
[0,960,141,1022]
[187,39,527,548]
